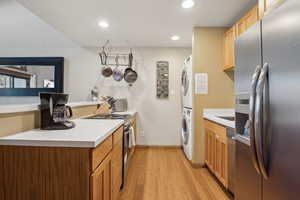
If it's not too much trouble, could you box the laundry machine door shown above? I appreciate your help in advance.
[182,117,189,145]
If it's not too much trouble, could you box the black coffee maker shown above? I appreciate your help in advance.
[40,93,75,130]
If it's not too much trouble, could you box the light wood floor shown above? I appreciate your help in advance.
[118,148,231,200]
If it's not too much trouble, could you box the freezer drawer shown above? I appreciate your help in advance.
[235,141,262,200]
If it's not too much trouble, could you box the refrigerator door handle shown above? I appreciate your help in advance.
[249,65,263,175]
[255,63,269,180]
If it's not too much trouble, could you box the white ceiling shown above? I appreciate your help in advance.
[0,0,77,48]
[14,0,257,47]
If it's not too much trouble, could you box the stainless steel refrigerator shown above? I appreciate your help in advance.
[235,0,300,199]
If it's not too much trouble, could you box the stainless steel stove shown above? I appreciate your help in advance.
[85,114,131,129]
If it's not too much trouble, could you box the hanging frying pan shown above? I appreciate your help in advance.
[112,55,124,81]
[99,48,113,77]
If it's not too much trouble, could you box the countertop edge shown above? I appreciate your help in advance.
[203,108,235,129]
[0,120,124,148]
[93,120,124,147]
[0,140,96,148]
[203,116,235,129]
[0,101,105,114]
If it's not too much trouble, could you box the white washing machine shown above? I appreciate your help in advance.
[182,107,193,161]
[181,55,193,109]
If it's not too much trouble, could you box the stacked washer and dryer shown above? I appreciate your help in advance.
[181,55,194,161]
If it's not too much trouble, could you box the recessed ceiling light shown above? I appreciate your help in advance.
[181,0,195,8]
[98,21,109,28]
[171,35,180,41]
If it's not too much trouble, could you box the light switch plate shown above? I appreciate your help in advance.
[195,73,208,94]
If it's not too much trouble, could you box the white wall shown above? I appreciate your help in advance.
[0,47,101,104]
[0,1,192,146]
[0,47,191,146]
[95,47,191,145]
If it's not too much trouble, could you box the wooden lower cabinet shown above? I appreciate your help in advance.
[214,134,228,187]
[90,126,124,200]
[112,139,123,200]
[205,129,215,171]
[0,126,124,200]
[91,154,113,200]
[204,120,228,188]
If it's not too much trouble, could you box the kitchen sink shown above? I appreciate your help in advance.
[217,116,235,121]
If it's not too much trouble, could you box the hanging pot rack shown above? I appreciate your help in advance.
[99,40,133,67]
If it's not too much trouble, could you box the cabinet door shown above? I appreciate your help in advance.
[223,26,236,70]
[214,134,228,188]
[236,5,259,37]
[205,128,209,165]
[112,140,123,200]
[91,154,113,200]
[245,5,259,30]
[223,31,230,69]
[205,129,215,171]
[236,19,247,36]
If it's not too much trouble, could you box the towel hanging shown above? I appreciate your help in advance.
[129,126,136,148]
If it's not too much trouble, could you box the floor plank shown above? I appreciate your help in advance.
[118,148,231,200]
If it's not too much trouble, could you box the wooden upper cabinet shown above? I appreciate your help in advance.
[223,26,236,71]
[236,18,247,37]
[245,6,259,29]
[223,4,259,71]
[236,5,259,37]
[259,0,283,18]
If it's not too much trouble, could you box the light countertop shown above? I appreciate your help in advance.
[203,109,235,129]
[0,101,104,114]
[0,119,124,148]
[112,110,137,116]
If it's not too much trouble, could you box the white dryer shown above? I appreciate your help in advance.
[181,56,193,109]
[182,107,193,161]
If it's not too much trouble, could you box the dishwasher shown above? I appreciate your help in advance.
[227,127,236,195]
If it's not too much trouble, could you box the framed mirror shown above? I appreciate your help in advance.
[0,57,64,96]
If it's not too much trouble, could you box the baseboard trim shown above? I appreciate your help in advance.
[135,145,182,149]
[188,160,205,168]
[179,147,205,169]
[183,155,205,169]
